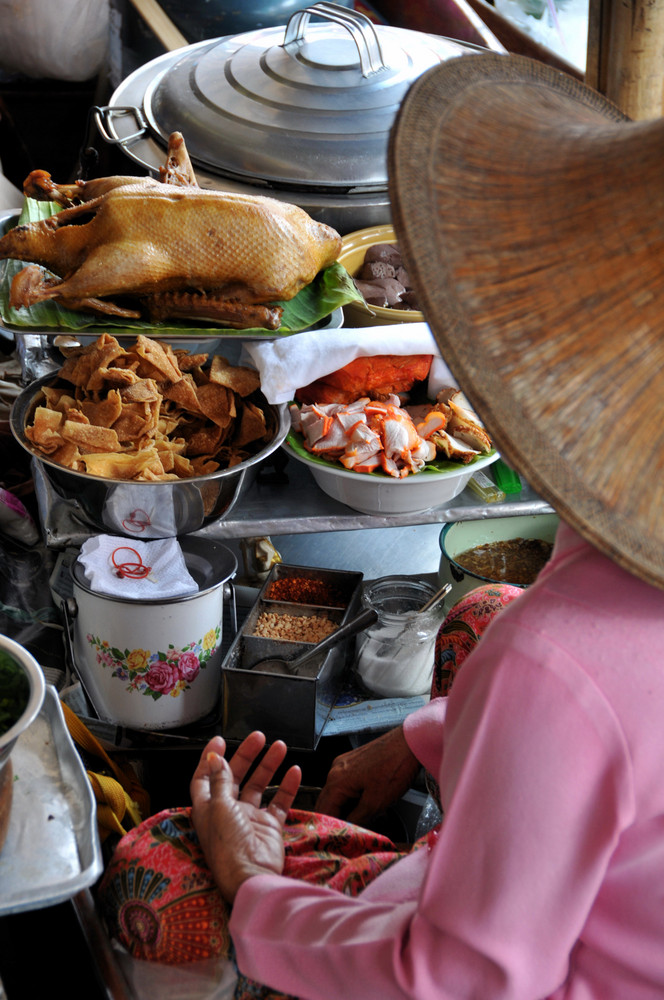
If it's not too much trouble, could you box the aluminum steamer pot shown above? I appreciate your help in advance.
[10,374,289,539]
[96,3,501,234]
[65,537,237,730]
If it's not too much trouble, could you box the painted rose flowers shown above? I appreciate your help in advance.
[86,627,221,699]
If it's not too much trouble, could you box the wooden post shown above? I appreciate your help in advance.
[586,0,664,119]
[125,0,189,52]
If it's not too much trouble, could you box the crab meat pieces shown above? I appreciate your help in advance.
[340,422,382,471]
[293,397,437,478]
[415,409,448,439]
[375,407,427,476]
[435,387,492,453]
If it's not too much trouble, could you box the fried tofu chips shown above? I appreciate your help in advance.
[24,334,275,481]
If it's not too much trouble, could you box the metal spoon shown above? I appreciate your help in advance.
[418,582,452,615]
[251,607,378,675]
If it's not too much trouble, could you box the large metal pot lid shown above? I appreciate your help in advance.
[108,3,491,193]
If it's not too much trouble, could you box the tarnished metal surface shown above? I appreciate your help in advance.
[196,459,554,538]
[222,563,364,749]
[0,686,102,915]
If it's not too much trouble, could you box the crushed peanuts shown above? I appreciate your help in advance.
[252,612,338,643]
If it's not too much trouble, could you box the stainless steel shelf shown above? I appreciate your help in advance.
[196,457,553,540]
[35,450,553,549]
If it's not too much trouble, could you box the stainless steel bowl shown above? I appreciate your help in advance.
[11,373,289,538]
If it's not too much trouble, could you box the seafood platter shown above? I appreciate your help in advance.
[221,563,365,750]
[285,354,499,515]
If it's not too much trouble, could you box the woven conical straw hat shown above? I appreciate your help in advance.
[388,53,664,589]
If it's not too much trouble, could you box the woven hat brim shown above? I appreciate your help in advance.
[388,53,664,589]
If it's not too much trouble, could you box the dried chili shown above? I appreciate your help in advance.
[265,576,347,607]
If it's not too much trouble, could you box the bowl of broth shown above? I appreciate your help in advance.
[438,514,559,604]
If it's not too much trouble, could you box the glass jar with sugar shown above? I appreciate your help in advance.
[355,576,447,698]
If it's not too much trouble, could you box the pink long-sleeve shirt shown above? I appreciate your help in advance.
[230,522,664,998]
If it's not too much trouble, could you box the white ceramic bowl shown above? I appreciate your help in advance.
[284,442,499,515]
[0,634,46,852]
[438,513,560,603]
[338,224,425,327]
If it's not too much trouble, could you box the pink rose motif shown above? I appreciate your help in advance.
[177,651,200,683]
[146,660,179,694]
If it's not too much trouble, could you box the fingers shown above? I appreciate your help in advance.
[206,751,235,799]
[228,731,268,785]
[314,785,348,819]
[191,731,299,820]
[346,797,377,826]
[266,764,302,823]
[315,757,360,819]
[240,738,289,807]
[190,735,226,801]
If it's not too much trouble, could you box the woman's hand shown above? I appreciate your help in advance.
[191,731,301,902]
[315,726,421,825]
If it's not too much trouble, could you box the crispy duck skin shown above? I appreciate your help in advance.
[0,133,342,328]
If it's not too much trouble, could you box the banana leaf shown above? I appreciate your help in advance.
[0,199,364,338]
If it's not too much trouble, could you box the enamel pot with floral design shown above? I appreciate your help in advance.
[65,537,237,730]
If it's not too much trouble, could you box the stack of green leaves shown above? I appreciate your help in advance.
[0,651,29,738]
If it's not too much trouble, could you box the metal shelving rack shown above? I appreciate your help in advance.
[33,449,553,550]
[15,333,554,545]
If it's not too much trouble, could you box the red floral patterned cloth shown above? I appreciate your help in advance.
[98,806,408,967]
[425,583,522,808]
[431,583,523,700]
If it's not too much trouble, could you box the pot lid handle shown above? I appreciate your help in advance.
[282,2,388,78]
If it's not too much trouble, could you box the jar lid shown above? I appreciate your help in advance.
[363,575,437,615]
[139,5,484,192]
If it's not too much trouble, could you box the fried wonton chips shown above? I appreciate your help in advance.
[23,335,274,482]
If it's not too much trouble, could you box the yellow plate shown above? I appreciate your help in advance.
[338,224,425,326]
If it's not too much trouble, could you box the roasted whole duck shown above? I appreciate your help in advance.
[0,133,342,329]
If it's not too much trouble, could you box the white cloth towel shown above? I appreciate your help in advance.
[100,483,196,537]
[241,324,457,404]
[77,535,198,600]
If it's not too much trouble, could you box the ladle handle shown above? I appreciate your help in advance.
[292,606,378,668]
